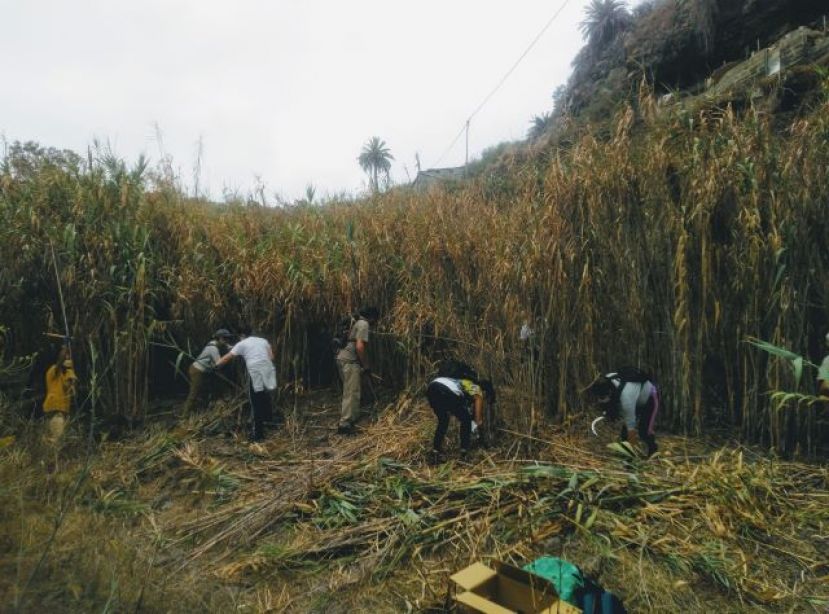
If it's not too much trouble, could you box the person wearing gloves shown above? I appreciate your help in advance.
[182,328,234,417]
[215,324,278,442]
[426,375,495,462]
[588,367,660,457]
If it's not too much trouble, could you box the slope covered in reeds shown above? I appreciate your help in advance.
[3,93,828,453]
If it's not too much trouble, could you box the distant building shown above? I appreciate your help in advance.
[412,166,466,192]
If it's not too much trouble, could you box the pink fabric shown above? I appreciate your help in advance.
[647,387,659,435]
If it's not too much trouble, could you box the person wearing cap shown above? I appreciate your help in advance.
[335,306,379,434]
[182,329,235,417]
[215,324,278,442]
[43,344,77,444]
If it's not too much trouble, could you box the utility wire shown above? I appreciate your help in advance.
[431,0,573,169]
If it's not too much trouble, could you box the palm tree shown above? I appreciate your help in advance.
[579,0,631,48]
[358,137,394,193]
[528,113,553,140]
[304,183,316,205]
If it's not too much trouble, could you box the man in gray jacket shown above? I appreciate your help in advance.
[182,329,234,416]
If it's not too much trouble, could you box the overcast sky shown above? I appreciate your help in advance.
[2,0,599,202]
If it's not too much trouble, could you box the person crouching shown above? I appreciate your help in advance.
[426,375,495,461]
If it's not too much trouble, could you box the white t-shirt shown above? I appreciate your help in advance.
[433,377,462,396]
[231,336,272,369]
[231,336,276,392]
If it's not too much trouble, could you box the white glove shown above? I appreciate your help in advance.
[470,421,479,441]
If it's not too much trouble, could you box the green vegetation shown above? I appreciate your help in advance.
[578,0,632,49]
[358,136,394,194]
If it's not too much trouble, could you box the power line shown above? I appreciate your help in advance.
[431,0,573,169]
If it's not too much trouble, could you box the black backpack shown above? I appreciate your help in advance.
[609,366,652,386]
[331,315,355,355]
[437,359,479,382]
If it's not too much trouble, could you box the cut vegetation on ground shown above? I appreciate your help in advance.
[2,389,826,612]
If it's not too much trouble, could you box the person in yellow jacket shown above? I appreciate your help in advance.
[43,346,77,444]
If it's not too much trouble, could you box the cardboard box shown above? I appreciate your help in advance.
[450,560,582,614]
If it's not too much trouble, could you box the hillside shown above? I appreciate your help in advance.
[561,0,827,123]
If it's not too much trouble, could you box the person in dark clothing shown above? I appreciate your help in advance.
[426,375,495,461]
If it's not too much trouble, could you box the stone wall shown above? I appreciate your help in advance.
[709,27,829,95]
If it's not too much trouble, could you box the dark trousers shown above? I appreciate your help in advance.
[427,382,472,452]
[249,384,273,442]
[620,394,658,456]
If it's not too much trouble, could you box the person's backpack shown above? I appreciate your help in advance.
[436,359,478,382]
[611,366,652,385]
[523,556,626,613]
[331,315,355,355]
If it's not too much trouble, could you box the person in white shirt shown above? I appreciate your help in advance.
[182,329,234,417]
[216,324,278,441]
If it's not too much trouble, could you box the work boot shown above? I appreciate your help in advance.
[427,449,447,465]
[337,422,356,435]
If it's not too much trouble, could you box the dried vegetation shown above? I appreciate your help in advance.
[1,390,826,612]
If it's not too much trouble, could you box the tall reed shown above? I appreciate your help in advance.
[1,94,827,453]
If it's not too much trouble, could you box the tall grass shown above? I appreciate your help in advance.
[2,94,828,453]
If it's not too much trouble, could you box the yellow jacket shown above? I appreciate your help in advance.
[43,364,77,413]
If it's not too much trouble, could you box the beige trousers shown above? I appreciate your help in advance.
[182,365,206,416]
[44,412,66,444]
[337,361,362,426]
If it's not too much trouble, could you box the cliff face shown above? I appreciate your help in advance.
[714,0,824,62]
[565,0,826,119]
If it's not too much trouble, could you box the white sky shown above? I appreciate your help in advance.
[1,0,597,202]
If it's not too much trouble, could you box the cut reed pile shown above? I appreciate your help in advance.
[60,390,826,613]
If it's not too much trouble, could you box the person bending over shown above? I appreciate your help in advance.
[589,367,659,457]
[216,324,277,442]
[182,328,234,417]
[426,375,495,461]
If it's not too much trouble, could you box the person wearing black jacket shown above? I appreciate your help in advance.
[426,375,495,461]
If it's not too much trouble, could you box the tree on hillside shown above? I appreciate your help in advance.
[528,113,553,140]
[579,0,631,48]
[358,137,394,193]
